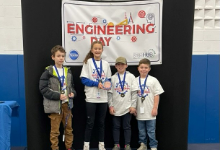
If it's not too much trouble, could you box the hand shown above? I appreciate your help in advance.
[68,92,74,98]
[151,107,158,117]
[129,107,137,116]
[60,94,67,101]
[109,106,115,115]
[98,82,103,89]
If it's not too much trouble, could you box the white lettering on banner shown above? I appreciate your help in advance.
[62,0,163,65]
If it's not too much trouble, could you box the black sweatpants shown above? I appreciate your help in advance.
[84,102,108,142]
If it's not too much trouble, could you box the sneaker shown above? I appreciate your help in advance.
[112,144,120,150]
[125,144,131,150]
[151,148,157,150]
[83,144,89,150]
[137,143,147,150]
[99,142,106,150]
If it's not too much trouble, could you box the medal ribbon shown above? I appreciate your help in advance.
[54,65,65,89]
[117,72,126,93]
[92,58,102,81]
[139,75,148,97]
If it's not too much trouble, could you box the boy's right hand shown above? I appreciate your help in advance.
[109,106,115,115]
[60,94,67,100]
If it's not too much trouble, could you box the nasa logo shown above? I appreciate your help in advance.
[69,50,79,60]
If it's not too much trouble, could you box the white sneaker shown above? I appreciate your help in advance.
[151,148,157,150]
[137,143,147,150]
[99,142,106,150]
[83,142,89,150]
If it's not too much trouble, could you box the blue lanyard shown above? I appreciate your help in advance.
[54,66,65,88]
[92,58,102,80]
[139,75,148,97]
[117,72,126,92]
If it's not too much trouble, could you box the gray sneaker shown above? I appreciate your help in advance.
[125,144,131,150]
[112,144,120,150]
[137,143,147,150]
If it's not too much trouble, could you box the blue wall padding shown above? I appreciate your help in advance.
[0,54,219,146]
[188,55,220,143]
[17,55,27,146]
[188,55,207,143]
[0,55,27,146]
[0,55,19,100]
[205,55,219,143]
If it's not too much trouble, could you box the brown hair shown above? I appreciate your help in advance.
[138,58,151,67]
[83,41,103,64]
[51,45,66,56]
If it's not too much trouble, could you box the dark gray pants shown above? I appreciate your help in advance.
[112,113,132,145]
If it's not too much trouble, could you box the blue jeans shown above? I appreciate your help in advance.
[137,120,158,148]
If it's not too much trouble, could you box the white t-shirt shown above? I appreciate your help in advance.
[53,66,68,103]
[80,58,112,103]
[108,71,138,116]
[136,75,164,120]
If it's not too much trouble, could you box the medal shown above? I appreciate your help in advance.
[92,58,103,82]
[139,75,148,102]
[118,72,126,97]
[54,65,65,95]
[61,90,65,94]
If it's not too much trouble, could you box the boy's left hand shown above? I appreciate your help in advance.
[151,107,158,117]
[129,107,137,116]
[69,92,74,98]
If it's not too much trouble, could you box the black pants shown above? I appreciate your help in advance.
[84,102,108,142]
[112,113,132,145]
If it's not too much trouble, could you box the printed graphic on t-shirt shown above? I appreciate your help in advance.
[114,81,130,95]
[92,68,106,82]
[137,85,150,97]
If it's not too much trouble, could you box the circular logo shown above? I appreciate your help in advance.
[131,36,137,42]
[138,10,146,18]
[92,17,98,23]
[69,50,79,60]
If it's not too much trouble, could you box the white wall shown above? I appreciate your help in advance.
[193,0,220,54]
[0,0,23,54]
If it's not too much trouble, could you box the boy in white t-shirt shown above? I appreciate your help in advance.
[108,57,138,150]
[136,58,164,150]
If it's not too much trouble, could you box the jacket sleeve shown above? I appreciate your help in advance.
[81,77,99,87]
[39,70,60,100]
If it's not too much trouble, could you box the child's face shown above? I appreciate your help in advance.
[52,50,65,68]
[115,63,127,74]
[91,43,103,60]
[138,63,151,77]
